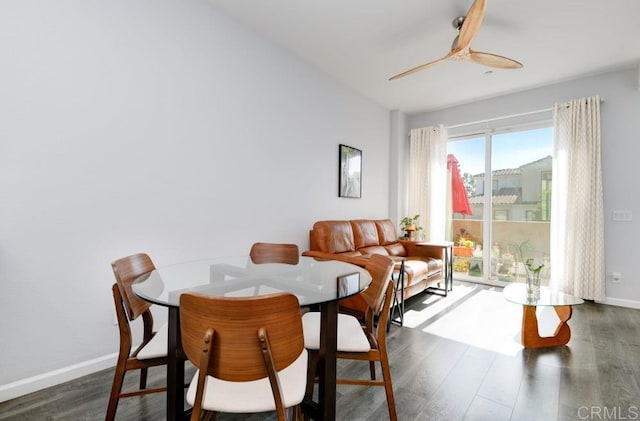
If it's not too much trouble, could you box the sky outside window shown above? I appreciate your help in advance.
[448,127,553,176]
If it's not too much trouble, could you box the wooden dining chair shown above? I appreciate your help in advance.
[337,258,403,325]
[106,253,170,421]
[180,291,308,421]
[302,254,397,421]
[249,242,300,265]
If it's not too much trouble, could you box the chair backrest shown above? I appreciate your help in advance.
[111,253,156,321]
[361,254,394,316]
[249,242,300,265]
[180,291,304,382]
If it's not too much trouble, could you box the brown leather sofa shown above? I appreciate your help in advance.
[302,219,444,302]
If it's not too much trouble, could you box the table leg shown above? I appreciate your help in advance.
[399,262,405,323]
[167,306,186,421]
[423,244,452,297]
[317,300,338,421]
[521,305,573,348]
[389,261,405,330]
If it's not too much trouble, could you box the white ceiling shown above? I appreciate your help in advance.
[207,0,640,114]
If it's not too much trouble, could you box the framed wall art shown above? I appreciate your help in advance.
[337,272,361,298]
[339,144,361,198]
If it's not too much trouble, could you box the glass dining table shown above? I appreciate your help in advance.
[132,255,372,421]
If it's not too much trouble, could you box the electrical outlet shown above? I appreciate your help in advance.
[611,272,622,283]
[612,211,632,221]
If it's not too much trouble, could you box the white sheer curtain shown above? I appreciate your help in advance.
[550,95,605,300]
[408,126,448,241]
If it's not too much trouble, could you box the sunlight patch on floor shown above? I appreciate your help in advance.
[402,284,478,328]
[421,288,524,356]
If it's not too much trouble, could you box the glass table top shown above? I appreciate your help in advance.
[503,283,585,307]
[132,255,372,308]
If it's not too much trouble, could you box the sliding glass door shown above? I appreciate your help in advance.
[447,126,553,286]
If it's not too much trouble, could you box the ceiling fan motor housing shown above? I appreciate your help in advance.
[452,16,465,30]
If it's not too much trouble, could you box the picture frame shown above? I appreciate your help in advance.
[339,144,362,198]
[337,272,361,298]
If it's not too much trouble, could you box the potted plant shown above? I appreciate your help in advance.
[509,240,544,295]
[399,215,422,240]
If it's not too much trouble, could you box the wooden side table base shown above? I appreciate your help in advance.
[521,305,572,349]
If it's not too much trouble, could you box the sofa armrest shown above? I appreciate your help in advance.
[301,250,369,267]
[399,241,446,261]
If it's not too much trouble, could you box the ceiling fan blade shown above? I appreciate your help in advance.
[388,0,522,81]
[456,0,487,50]
[469,50,523,69]
[389,53,453,80]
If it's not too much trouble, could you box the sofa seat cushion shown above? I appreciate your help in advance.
[336,250,364,258]
[403,258,442,286]
[384,243,406,256]
[358,245,389,257]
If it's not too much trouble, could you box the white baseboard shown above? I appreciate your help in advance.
[599,296,640,309]
[0,353,118,403]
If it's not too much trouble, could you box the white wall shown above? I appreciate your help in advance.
[389,110,409,226]
[408,67,640,306]
[0,0,390,395]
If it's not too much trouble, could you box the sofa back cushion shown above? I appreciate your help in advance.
[350,220,380,249]
[309,220,355,253]
[375,219,398,245]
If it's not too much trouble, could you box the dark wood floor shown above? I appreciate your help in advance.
[2,282,640,421]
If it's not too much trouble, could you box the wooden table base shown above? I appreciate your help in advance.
[521,305,573,348]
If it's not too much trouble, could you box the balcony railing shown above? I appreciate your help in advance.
[451,219,550,284]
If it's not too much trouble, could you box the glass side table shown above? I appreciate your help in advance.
[503,283,584,348]
[418,241,453,297]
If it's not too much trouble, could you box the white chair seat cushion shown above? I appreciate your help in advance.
[135,323,168,360]
[302,312,371,352]
[186,349,308,413]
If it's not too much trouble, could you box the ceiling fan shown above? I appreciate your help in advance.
[389,0,523,81]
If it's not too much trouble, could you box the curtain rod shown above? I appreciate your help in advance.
[556,97,606,108]
[445,107,551,130]
[444,97,606,130]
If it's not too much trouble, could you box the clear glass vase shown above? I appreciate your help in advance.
[526,271,541,296]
